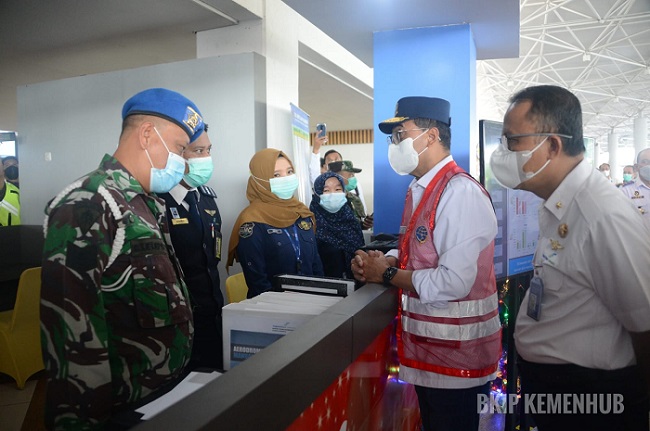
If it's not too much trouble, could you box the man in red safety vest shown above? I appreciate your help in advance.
[352,96,501,431]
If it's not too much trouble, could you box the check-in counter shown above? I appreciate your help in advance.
[133,284,420,431]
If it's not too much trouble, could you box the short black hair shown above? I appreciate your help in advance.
[324,149,341,160]
[509,85,584,156]
[320,157,325,168]
[414,118,451,150]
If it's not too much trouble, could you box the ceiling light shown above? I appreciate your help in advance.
[506,78,514,87]
[645,66,650,75]
[582,52,591,62]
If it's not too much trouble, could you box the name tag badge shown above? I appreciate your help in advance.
[214,231,222,260]
[399,225,407,234]
[527,276,544,321]
[171,218,189,225]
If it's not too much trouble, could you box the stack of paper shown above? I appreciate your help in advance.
[222,291,342,370]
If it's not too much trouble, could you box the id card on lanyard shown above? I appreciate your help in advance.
[284,225,302,274]
[527,252,544,321]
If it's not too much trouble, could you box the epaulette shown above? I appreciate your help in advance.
[198,185,217,198]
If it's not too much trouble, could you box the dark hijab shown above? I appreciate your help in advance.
[309,171,364,256]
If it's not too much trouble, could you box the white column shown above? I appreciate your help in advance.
[608,130,619,183]
[634,115,648,161]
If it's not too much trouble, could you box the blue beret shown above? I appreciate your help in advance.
[379,96,451,134]
[122,88,204,142]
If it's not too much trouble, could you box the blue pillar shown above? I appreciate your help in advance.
[373,24,476,235]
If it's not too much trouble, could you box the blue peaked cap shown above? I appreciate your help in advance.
[122,88,204,142]
[379,96,451,134]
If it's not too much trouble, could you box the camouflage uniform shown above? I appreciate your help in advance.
[41,154,193,430]
[346,191,366,223]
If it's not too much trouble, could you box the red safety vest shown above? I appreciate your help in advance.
[397,161,501,378]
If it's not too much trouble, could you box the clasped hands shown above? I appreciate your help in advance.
[350,249,391,284]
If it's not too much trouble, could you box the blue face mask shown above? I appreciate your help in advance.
[269,174,299,199]
[345,176,358,192]
[183,156,213,188]
[319,192,348,213]
[145,128,186,193]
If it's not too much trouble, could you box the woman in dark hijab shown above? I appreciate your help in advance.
[310,171,365,279]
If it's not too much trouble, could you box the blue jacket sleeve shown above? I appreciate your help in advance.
[236,223,274,297]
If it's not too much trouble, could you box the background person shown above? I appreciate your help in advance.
[328,160,373,230]
[2,155,19,188]
[352,96,501,431]
[310,171,364,279]
[41,88,204,429]
[490,85,650,431]
[617,164,636,187]
[598,162,613,182]
[158,124,224,371]
[227,148,324,298]
[0,158,20,226]
[308,141,369,214]
[620,147,650,225]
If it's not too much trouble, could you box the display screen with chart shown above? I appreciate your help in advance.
[479,120,542,279]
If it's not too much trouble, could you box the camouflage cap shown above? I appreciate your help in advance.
[329,160,361,173]
[122,88,204,142]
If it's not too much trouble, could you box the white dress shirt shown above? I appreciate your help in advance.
[515,159,650,369]
[389,155,498,388]
[387,155,498,307]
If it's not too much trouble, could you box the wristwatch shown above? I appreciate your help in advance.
[382,266,398,286]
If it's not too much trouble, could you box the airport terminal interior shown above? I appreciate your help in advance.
[1,0,649,430]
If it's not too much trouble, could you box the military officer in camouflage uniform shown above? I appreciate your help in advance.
[41,88,204,429]
[159,125,224,371]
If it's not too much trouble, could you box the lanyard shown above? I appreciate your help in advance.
[284,224,302,273]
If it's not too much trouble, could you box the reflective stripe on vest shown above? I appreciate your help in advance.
[403,291,499,320]
[402,308,501,341]
[397,161,501,378]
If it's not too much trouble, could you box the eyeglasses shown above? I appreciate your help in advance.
[387,128,427,145]
[501,133,573,149]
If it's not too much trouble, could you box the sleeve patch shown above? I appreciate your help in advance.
[239,222,255,238]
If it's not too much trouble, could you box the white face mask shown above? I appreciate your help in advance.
[319,192,348,213]
[387,130,428,176]
[489,136,550,189]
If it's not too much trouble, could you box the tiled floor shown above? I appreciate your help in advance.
[0,376,37,431]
